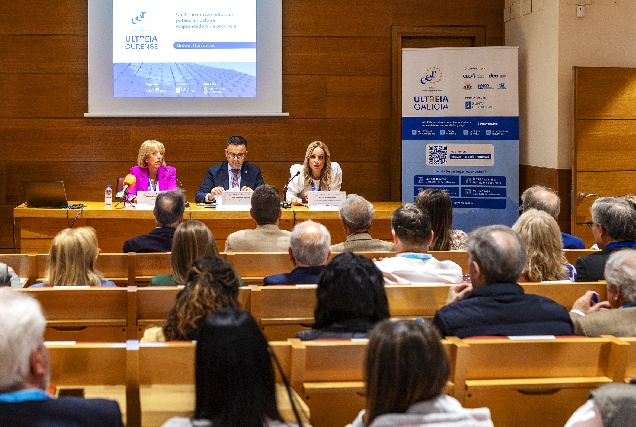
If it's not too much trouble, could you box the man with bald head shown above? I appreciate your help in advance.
[521,185,584,249]
[432,225,573,338]
[263,220,331,285]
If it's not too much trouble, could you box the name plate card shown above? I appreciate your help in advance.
[220,191,253,206]
[307,191,346,206]
[136,191,159,209]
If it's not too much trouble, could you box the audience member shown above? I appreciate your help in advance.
[123,189,185,253]
[570,249,636,336]
[0,289,125,427]
[150,220,220,286]
[127,139,178,203]
[576,197,636,281]
[143,256,241,342]
[415,188,468,250]
[513,209,575,282]
[565,383,636,427]
[286,141,342,206]
[263,220,331,285]
[330,194,394,252]
[374,204,463,284]
[195,136,265,203]
[432,225,574,338]
[0,262,20,288]
[32,227,115,287]
[297,252,390,341]
[161,307,307,427]
[225,185,291,252]
[346,319,493,427]
[521,185,585,249]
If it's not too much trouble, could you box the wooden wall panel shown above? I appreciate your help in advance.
[0,0,504,251]
[575,68,636,119]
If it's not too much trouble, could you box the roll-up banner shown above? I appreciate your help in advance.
[401,47,519,232]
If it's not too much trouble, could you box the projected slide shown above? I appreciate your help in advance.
[113,0,256,98]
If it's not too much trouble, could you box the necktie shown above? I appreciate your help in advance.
[231,169,240,188]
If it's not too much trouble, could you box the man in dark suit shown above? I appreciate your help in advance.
[432,225,573,338]
[123,189,185,252]
[263,220,331,285]
[575,197,636,281]
[570,249,636,336]
[330,194,394,252]
[0,289,125,427]
[195,136,265,203]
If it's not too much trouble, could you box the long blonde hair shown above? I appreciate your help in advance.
[302,141,332,191]
[512,209,569,281]
[43,227,105,286]
[170,220,219,285]
[137,139,166,168]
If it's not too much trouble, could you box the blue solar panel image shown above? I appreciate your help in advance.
[113,62,256,97]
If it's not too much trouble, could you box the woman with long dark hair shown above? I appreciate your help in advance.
[415,189,467,250]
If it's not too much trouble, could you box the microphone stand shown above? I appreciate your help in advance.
[282,170,301,209]
[164,167,190,207]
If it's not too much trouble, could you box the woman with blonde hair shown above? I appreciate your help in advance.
[347,319,492,427]
[286,141,342,206]
[150,220,219,286]
[512,209,576,282]
[32,227,115,287]
[127,139,178,203]
[415,188,467,250]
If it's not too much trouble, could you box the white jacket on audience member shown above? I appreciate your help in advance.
[347,395,493,427]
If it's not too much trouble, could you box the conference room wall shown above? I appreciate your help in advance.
[0,0,504,252]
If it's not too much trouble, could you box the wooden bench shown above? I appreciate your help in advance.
[564,249,600,266]
[453,336,629,427]
[225,252,295,285]
[22,287,130,341]
[35,253,133,287]
[0,253,36,286]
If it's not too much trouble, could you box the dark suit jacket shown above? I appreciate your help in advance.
[0,396,125,427]
[432,283,574,338]
[195,160,265,203]
[263,265,325,285]
[123,227,175,253]
[575,246,629,282]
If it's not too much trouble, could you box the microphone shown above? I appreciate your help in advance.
[163,166,190,207]
[281,170,301,209]
[116,174,136,200]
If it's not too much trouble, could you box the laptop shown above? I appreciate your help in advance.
[21,181,70,208]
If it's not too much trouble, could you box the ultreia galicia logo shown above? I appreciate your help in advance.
[420,67,442,85]
[132,11,147,25]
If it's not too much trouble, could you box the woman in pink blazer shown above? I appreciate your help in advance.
[127,140,178,202]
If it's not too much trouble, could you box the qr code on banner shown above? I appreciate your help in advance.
[428,145,448,165]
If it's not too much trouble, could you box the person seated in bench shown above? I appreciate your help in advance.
[415,188,468,251]
[123,189,185,253]
[330,194,394,252]
[151,220,220,286]
[570,249,636,337]
[263,220,331,285]
[374,204,463,284]
[142,256,241,342]
[0,289,125,427]
[161,307,307,427]
[432,225,574,338]
[297,252,390,341]
[513,209,576,282]
[0,262,20,288]
[565,382,636,427]
[31,227,116,287]
[347,319,493,427]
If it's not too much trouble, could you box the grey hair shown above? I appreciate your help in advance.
[467,225,527,285]
[339,194,374,232]
[591,197,636,242]
[604,249,636,304]
[290,220,331,266]
[521,185,560,218]
[0,289,47,392]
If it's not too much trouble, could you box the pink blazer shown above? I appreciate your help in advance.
[127,165,178,200]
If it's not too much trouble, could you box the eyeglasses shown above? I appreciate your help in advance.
[226,152,246,159]
[586,221,600,230]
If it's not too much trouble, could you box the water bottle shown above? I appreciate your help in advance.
[104,185,113,207]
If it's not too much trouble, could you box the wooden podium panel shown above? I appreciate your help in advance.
[14,201,400,254]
